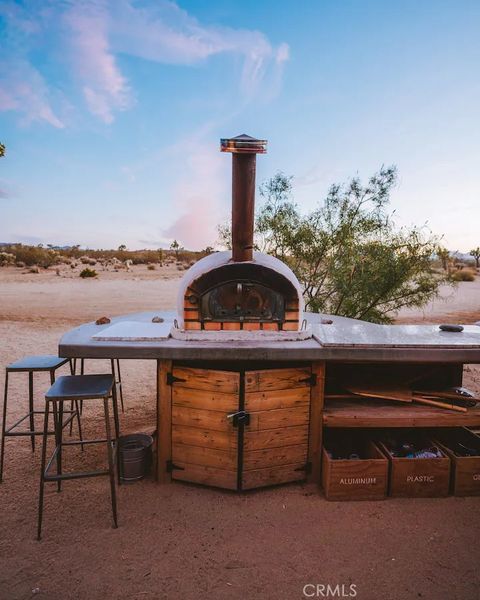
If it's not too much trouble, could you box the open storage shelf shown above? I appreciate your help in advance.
[323,399,480,428]
[322,361,480,430]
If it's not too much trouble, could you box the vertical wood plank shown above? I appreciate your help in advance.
[157,359,172,483]
[307,361,325,484]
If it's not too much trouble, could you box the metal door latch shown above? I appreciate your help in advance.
[227,410,250,427]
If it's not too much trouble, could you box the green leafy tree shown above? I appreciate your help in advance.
[469,247,480,269]
[218,169,449,323]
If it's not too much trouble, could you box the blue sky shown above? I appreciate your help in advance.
[1,0,479,251]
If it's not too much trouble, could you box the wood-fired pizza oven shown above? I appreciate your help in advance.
[177,134,302,332]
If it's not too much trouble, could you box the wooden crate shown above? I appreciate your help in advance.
[378,440,450,498]
[322,440,388,501]
[433,428,480,496]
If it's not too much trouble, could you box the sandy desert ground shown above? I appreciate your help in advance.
[396,277,480,324]
[0,264,479,600]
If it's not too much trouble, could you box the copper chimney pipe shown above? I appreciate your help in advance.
[221,134,267,262]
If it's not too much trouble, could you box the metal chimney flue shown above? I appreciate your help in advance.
[221,134,267,262]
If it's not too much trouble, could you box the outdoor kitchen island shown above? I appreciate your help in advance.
[58,309,480,494]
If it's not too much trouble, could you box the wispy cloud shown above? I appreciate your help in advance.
[109,0,287,98]
[0,59,65,128]
[63,1,132,123]
[0,0,289,126]
[0,2,65,127]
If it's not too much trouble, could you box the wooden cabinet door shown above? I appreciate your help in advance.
[242,367,312,490]
[170,366,240,490]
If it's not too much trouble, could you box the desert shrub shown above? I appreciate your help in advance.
[16,261,25,268]
[3,244,60,268]
[29,266,40,273]
[0,252,15,266]
[130,250,162,264]
[147,264,156,270]
[451,268,476,282]
[79,268,97,278]
[80,256,96,265]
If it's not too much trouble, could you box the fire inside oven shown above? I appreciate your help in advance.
[200,280,285,323]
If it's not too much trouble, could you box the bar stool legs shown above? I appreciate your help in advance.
[37,400,50,540]
[57,402,64,493]
[103,397,118,528]
[111,382,120,441]
[111,359,125,413]
[37,374,119,540]
[28,372,35,452]
[67,361,84,442]
[0,372,9,483]
[111,382,121,485]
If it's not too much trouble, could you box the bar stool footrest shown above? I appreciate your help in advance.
[43,439,117,481]
[5,410,78,436]
[44,469,110,482]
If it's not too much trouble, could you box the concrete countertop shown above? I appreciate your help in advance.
[58,311,480,363]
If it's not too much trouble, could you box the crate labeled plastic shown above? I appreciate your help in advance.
[378,436,450,498]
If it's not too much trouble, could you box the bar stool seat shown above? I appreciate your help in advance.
[73,359,125,412]
[46,374,115,401]
[8,356,70,372]
[37,374,120,540]
[1,355,81,482]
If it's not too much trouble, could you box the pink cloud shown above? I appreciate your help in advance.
[64,1,132,124]
[162,131,228,249]
[163,210,215,250]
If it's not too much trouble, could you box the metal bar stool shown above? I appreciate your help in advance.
[0,355,82,482]
[73,359,125,412]
[37,374,120,540]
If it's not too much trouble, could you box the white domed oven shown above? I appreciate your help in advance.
[176,134,303,333]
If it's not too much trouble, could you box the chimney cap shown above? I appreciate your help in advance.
[220,134,267,154]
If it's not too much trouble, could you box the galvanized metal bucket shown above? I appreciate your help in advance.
[118,433,153,482]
